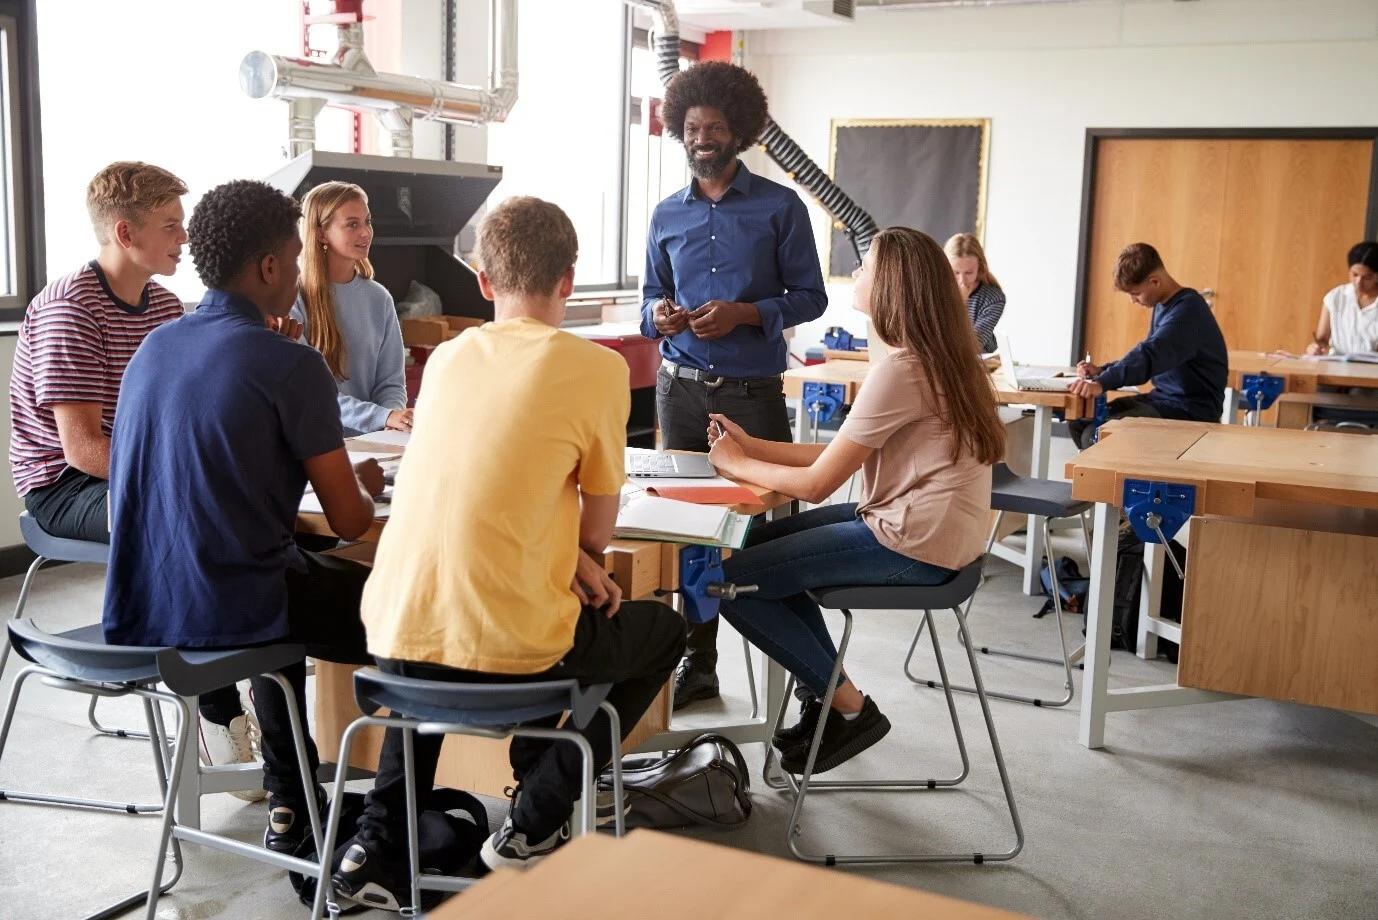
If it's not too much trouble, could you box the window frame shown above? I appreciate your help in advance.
[0,0,41,321]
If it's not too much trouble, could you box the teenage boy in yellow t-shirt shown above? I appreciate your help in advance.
[331,197,685,910]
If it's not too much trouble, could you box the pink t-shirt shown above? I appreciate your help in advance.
[838,351,992,571]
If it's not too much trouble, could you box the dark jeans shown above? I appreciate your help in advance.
[355,601,685,846]
[656,365,793,670]
[719,504,957,698]
[1067,394,1176,450]
[249,550,372,806]
[23,466,110,543]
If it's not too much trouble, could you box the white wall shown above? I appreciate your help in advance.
[745,0,1378,362]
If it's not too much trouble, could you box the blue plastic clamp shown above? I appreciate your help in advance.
[822,326,867,352]
[1121,479,1196,544]
[802,382,846,424]
[1090,394,1110,444]
[1240,372,1284,412]
[679,545,724,624]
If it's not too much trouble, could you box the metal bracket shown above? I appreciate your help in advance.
[1090,394,1109,444]
[678,546,724,624]
[822,326,866,352]
[1240,372,1284,417]
[1121,479,1196,563]
[801,382,845,425]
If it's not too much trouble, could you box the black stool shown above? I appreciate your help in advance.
[0,618,325,920]
[763,560,1024,866]
[907,464,1092,708]
[312,667,625,918]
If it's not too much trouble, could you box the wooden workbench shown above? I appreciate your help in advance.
[1066,418,1378,748]
[433,830,1033,920]
[1227,350,1378,427]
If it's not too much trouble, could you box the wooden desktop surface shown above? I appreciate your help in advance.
[433,830,1032,920]
[1065,417,1378,515]
[1228,349,1378,391]
[782,358,1112,419]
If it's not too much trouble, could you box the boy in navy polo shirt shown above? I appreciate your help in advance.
[103,180,385,854]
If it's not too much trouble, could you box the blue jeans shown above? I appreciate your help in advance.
[719,504,957,698]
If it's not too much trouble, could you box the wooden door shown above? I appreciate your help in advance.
[1215,140,1373,352]
[1083,139,1230,365]
[1081,136,1373,362]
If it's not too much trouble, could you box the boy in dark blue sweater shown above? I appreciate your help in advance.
[1069,243,1228,449]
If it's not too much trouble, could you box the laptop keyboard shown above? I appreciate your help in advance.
[628,454,678,476]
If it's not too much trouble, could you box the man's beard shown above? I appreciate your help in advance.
[687,143,735,180]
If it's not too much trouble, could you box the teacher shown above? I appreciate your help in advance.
[641,61,827,710]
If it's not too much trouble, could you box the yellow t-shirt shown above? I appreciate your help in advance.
[361,317,630,673]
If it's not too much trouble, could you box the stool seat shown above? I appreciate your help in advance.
[354,668,612,731]
[19,512,110,565]
[7,618,306,697]
[989,464,1092,519]
[808,560,983,611]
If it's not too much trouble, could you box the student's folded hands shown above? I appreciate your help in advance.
[687,300,749,340]
[572,548,622,617]
[707,428,746,475]
[267,316,302,340]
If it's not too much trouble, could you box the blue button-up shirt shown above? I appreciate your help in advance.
[641,162,827,378]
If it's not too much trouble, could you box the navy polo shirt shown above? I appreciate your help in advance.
[103,290,344,648]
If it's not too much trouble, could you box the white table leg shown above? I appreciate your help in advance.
[1079,501,1119,750]
[1137,541,1164,660]
[1021,405,1052,595]
[1222,386,1238,425]
[792,398,809,444]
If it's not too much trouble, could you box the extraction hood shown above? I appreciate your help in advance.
[262,149,501,246]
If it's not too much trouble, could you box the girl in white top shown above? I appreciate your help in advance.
[1305,241,1378,356]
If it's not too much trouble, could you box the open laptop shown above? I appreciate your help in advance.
[996,332,1075,392]
[626,449,717,479]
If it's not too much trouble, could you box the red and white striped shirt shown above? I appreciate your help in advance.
[9,262,184,495]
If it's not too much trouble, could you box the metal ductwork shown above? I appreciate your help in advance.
[240,0,518,159]
[626,0,879,258]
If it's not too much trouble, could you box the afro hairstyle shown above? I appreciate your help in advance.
[188,179,302,291]
[661,61,769,153]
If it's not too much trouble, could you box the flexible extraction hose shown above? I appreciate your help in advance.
[627,0,879,259]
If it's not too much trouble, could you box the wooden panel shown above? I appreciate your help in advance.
[1084,139,1230,364]
[1180,519,1378,715]
[1216,140,1373,353]
[436,831,1035,920]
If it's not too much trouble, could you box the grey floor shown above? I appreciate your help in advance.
[1,541,1376,919]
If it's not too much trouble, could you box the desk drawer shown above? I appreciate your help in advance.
[1179,519,1378,715]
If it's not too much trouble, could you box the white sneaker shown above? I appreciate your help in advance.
[199,714,267,803]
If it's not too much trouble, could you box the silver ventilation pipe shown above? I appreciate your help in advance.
[240,0,519,159]
[625,0,879,258]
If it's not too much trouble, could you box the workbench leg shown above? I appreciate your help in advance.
[1222,386,1238,425]
[792,398,809,445]
[1137,541,1163,660]
[1021,405,1052,596]
[1079,501,1118,750]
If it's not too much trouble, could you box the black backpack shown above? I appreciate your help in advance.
[1111,526,1184,662]
[287,787,490,912]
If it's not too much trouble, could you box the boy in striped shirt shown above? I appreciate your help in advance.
[7,161,264,795]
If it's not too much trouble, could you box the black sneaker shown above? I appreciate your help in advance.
[672,659,720,711]
[480,815,569,870]
[263,787,326,854]
[778,696,891,776]
[772,697,823,751]
[331,837,409,912]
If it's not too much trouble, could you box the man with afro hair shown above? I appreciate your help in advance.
[103,179,385,856]
[641,60,827,709]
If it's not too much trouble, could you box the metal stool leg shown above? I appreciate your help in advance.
[87,693,154,741]
[0,556,47,676]
[781,606,1022,865]
[742,635,760,720]
[0,666,167,814]
[906,518,1079,707]
[402,727,423,918]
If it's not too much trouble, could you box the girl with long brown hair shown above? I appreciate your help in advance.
[291,181,411,435]
[945,232,1004,353]
[706,226,1004,774]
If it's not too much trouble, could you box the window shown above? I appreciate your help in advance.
[485,0,631,289]
[0,14,24,312]
[623,31,697,288]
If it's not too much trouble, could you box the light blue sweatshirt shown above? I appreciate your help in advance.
[291,276,408,436]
